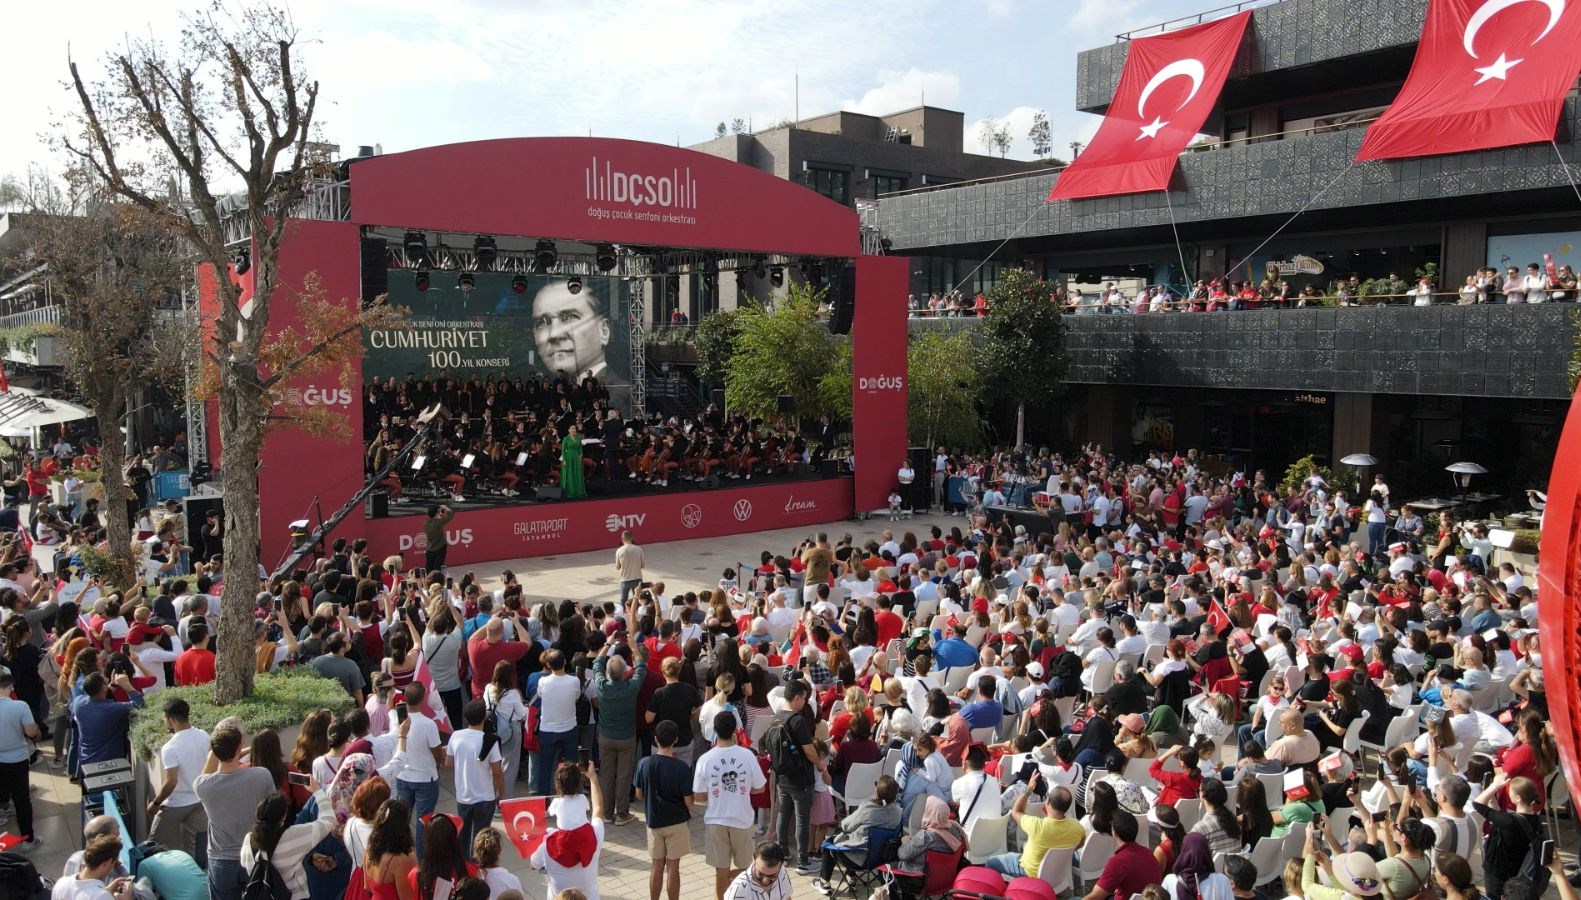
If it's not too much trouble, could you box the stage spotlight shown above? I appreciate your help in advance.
[511,274,528,294]
[769,265,784,288]
[595,244,617,272]
[566,277,584,295]
[458,272,475,293]
[473,235,497,271]
[232,247,251,276]
[533,239,558,273]
[753,258,767,279]
[414,270,431,292]
[404,231,429,265]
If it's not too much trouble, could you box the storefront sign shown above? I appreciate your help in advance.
[1268,255,1325,276]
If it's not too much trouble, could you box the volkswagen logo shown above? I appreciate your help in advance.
[680,504,703,528]
[732,499,753,522]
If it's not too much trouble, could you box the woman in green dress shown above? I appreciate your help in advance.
[559,424,586,499]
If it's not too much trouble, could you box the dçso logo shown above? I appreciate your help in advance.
[398,528,474,552]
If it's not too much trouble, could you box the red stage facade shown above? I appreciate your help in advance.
[1537,387,1581,791]
[212,138,908,567]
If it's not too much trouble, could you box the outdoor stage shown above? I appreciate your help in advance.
[365,475,854,568]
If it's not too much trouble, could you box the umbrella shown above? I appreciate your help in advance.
[1340,453,1379,467]
[0,388,92,430]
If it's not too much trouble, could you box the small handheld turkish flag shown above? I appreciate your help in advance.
[1206,600,1231,635]
[500,797,548,859]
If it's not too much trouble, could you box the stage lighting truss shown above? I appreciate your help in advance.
[381,235,809,283]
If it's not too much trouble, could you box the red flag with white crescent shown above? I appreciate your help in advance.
[1049,11,1251,201]
[1358,0,1581,160]
[499,797,548,859]
[411,652,451,736]
[1206,599,1231,635]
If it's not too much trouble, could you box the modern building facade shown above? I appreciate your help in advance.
[883,0,1580,500]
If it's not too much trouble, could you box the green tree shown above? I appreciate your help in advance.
[695,308,745,387]
[1028,109,1052,159]
[909,330,983,450]
[722,284,850,422]
[977,268,1067,446]
[715,121,727,139]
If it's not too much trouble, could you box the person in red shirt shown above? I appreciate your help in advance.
[1148,743,1203,807]
[173,623,217,687]
[874,596,904,648]
[643,620,683,666]
[466,617,530,699]
[1086,811,1159,900]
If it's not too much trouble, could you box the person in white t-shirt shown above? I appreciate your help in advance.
[390,682,444,842]
[471,827,521,900]
[446,699,505,858]
[530,762,606,900]
[1523,263,1548,303]
[146,699,210,860]
[693,712,767,899]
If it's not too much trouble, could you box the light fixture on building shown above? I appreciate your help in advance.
[566,277,584,295]
[232,247,251,276]
[770,265,784,288]
[473,235,497,271]
[753,258,767,279]
[414,270,431,292]
[511,274,528,294]
[458,272,475,293]
[533,239,558,274]
[595,244,618,272]
[404,231,429,266]
[1446,461,1487,496]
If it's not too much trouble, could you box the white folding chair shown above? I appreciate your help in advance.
[1247,836,1285,886]
[842,761,882,809]
[1039,846,1075,895]
[1257,771,1285,810]
[1359,705,1421,767]
[1088,659,1118,695]
[1077,833,1116,885]
[1176,798,1204,830]
[943,666,972,693]
[1341,710,1371,756]
[965,813,1010,864]
[970,726,997,744]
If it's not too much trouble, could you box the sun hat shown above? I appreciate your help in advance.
[1331,851,1384,897]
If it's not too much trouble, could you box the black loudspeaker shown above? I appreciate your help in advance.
[777,395,796,414]
[366,492,389,519]
[183,497,224,557]
[711,389,726,410]
[828,264,856,335]
[702,474,721,489]
[361,237,388,308]
[908,445,932,510]
[535,486,563,501]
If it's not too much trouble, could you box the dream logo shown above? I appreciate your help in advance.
[680,504,703,528]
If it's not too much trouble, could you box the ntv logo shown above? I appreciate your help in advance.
[585,156,697,210]
[605,513,646,532]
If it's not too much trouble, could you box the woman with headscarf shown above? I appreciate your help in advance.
[1159,833,1233,900]
[301,752,379,900]
[890,797,967,899]
[1144,704,1187,749]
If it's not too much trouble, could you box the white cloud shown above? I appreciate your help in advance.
[981,0,1015,17]
[844,69,960,115]
[1068,0,1144,37]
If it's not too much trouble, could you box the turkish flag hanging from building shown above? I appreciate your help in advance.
[1358,0,1581,161]
[1049,11,1251,202]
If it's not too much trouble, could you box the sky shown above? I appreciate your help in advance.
[2,0,1230,182]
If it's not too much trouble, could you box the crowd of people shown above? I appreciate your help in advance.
[367,373,836,505]
[909,262,1581,317]
[19,441,1569,900]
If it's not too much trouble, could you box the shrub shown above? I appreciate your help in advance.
[1510,529,1542,555]
[130,669,356,760]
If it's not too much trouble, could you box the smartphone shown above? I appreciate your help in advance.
[287,771,311,787]
[1372,811,1387,823]
[578,748,592,769]
[395,701,409,724]
[1540,839,1556,867]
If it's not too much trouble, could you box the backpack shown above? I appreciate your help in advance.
[241,849,291,900]
[0,851,49,900]
[1428,815,1471,868]
[1511,813,1552,899]
[763,715,808,780]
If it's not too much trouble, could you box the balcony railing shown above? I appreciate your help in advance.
[1113,0,1271,41]
[0,306,63,330]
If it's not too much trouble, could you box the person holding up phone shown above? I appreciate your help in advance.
[57,834,134,900]
[1473,771,1546,900]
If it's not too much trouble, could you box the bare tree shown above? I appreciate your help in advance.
[977,117,999,155]
[730,117,746,135]
[63,3,401,703]
[993,123,1013,158]
[7,185,192,586]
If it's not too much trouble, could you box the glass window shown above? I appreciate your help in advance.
[872,173,908,197]
[800,167,849,205]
